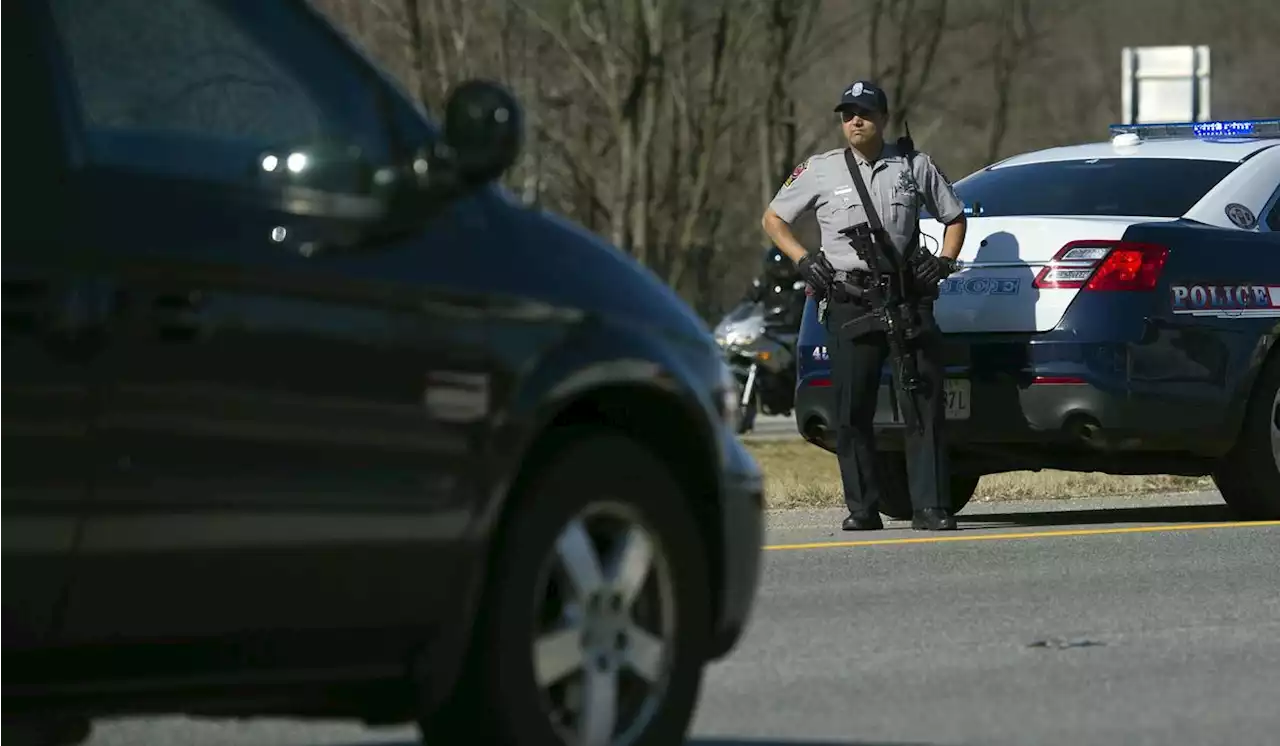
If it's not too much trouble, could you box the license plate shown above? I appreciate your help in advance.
[943,379,971,420]
[874,379,970,423]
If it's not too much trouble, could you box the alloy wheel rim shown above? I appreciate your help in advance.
[532,502,676,746]
[1271,387,1279,475]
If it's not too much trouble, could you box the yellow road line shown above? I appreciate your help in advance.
[764,520,1280,551]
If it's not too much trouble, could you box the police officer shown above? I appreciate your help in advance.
[760,80,967,531]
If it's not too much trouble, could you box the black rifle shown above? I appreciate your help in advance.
[837,147,930,435]
[835,223,929,434]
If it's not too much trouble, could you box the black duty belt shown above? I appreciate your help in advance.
[828,270,875,304]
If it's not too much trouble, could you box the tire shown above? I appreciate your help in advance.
[419,427,711,746]
[874,452,978,521]
[2,718,91,746]
[1212,357,1280,520]
[736,388,757,434]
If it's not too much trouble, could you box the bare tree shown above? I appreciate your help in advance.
[310,0,1279,317]
[661,0,759,291]
[755,0,822,209]
[507,0,663,258]
[984,0,1035,163]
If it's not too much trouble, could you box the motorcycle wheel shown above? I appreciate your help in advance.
[736,390,758,434]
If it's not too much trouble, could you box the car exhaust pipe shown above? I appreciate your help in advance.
[802,415,836,451]
[1065,414,1106,449]
[1078,420,1105,447]
[1068,415,1141,451]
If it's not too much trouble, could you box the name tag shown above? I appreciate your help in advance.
[834,186,853,195]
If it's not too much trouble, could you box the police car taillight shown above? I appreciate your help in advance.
[1034,240,1169,291]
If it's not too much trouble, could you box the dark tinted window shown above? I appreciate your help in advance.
[13,0,65,181]
[943,158,1239,219]
[1268,191,1280,231]
[48,0,390,186]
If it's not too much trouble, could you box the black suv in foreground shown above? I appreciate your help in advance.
[3,1,765,744]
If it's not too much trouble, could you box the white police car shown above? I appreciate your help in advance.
[795,118,1280,521]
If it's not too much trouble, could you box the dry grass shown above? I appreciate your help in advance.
[743,440,1214,510]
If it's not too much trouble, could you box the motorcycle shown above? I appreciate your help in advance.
[713,294,800,434]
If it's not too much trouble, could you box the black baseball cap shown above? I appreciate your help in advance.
[834,80,888,114]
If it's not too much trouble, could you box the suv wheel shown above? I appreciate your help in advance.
[420,428,710,746]
[874,452,978,521]
[1213,358,1280,520]
[2,718,91,746]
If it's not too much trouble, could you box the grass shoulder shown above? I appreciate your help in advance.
[743,440,1213,510]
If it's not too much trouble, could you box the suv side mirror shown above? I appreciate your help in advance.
[440,79,522,186]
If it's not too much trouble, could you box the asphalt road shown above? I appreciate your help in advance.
[84,491,1280,746]
[739,414,800,442]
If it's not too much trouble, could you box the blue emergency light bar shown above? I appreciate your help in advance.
[1109,118,1280,141]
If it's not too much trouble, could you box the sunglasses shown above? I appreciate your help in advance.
[839,108,876,123]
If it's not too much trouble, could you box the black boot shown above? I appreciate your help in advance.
[912,507,957,531]
[842,513,884,531]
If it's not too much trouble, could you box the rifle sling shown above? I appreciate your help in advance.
[842,148,904,275]
[843,142,928,269]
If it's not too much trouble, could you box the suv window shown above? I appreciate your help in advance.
[943,158,1240,219]
[14,1,66,186]
[1267,191,1280,232]
[48,0,391,187]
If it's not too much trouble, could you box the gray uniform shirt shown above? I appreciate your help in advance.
[768,143,965,272]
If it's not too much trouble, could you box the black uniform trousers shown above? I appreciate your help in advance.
[824,294,949,517]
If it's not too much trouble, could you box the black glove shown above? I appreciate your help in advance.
[913,253,957,286]
[797,252,835,293]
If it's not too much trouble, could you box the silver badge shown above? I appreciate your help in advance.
[851,82,864,97]
[894,169,919,199]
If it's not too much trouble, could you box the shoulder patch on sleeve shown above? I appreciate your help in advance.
[921,153,951,185]
[782,158,810,189]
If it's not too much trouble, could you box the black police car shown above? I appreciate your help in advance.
[3,1,764,744]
